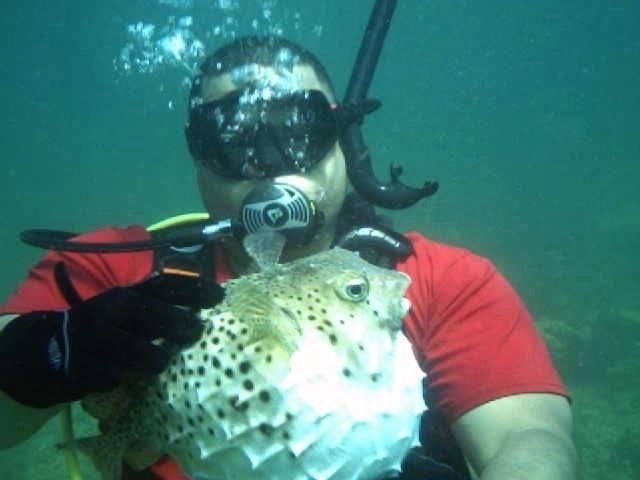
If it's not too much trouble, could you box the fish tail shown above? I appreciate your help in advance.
[58,434,126,480]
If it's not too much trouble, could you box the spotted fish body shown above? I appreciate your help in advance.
[79,248,425,480]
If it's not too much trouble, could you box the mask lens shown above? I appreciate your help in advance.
[187,89,338,179]
[270,91,337,173]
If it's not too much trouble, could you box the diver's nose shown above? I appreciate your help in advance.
[253,127,288,177]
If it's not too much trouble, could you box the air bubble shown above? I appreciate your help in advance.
[115,0,326,111]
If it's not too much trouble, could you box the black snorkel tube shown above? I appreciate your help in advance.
[342,0,439,209]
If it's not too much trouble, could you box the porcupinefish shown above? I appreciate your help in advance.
[75,247,425,480]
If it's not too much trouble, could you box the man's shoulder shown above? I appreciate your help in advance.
[71,224,150,243]
[403,231,471,258]
[0,225,154,314]
[64,224,155,284]
[399,231,496,283]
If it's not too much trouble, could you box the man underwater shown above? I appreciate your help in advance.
[0,35,577,480]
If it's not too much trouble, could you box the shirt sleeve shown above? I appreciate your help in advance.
[0,226,154,314]
[397,232,569,423]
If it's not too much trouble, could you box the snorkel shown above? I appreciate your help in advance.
[342,0,438,209]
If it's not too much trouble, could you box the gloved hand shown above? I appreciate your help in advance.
[372,447,468,480]
[400,447,467,480]
[0,267,224,408]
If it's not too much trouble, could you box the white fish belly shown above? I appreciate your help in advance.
[177,333,425,480]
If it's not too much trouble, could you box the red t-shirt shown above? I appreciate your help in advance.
[0,227,568,480]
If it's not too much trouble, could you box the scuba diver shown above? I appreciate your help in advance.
[0,2,576,479]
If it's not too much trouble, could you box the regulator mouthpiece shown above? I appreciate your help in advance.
[18,184,322,253]
[240,183,323,247]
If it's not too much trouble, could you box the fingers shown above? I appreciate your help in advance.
[68,362,122,398]
[124,274,223,345]
[131,274,225,309]
[63,275,223,398]
[114,335,171,375]
[81,274,222,345]
[123,292,205,345]
[84,328,172,380]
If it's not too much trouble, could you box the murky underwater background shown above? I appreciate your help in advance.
[0,0,638,478]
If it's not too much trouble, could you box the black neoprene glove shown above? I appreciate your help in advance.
[400,447,467,480]
[373,447,467,480]
[0,267,224,408]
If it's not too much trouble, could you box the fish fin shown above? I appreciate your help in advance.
[123,444,164,471]
[82,386,131,424]
[230,279,276,320]
[81,375,147,424]
[59,434,125,480]
[230,280,301,352]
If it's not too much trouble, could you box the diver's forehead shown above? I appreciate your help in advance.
[199,63,333,103]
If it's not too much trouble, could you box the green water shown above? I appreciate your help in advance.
[1,1,638,478]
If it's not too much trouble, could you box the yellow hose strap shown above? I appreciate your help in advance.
[61,405,83,480]
[146,213,210,232]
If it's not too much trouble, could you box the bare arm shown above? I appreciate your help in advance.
[0,314,63,449]
[452,393,577,480]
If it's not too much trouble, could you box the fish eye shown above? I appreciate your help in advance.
[339,277,369,302]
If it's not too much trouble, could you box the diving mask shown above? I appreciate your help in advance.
[186,87,380,179]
